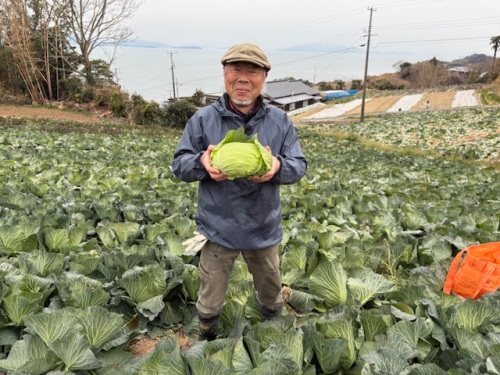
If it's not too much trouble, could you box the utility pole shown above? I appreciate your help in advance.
[360,7,375,123]
[169,52,177,100]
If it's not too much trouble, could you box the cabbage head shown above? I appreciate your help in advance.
[210,127,272,180]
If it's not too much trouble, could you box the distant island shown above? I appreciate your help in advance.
[111,41,493,63]
[116,40,202,49]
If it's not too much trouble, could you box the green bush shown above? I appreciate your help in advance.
[163,100,197,129]
[94,88,117,108]
[374,80,404,90]
[130,94,147,124]
[108,91,129,118]
[143,101,163,125]
[129,94,164,125]
[58,78,84,102]
[75,86,95,104]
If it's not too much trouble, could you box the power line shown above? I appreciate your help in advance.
[273,46,360,67]
[378,36,493,47]
[376,17,499,32]
[203,8,368,48]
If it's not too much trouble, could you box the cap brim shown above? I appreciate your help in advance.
[224,59,268,70]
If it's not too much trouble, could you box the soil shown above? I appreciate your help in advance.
[344,91,458,115]
[292,90,478,124]
[0,104,112,123]
[128,336,162,356]
[344,94,405,116]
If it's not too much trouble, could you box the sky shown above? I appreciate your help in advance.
[130,0,500,62]
[101,0,500,100]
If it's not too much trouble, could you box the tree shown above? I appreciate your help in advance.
[88,59,115,86]
[489,35,500,83]
[56,0,141,85]
[350,79,362,90]
[28,0,80,100]
[0,0,79,102]
[0,0,46,102]
[397,62,412,80]
[191,89,205,107]
[405,58,448,89]
[334,80,346,90]
[317,81,333,91]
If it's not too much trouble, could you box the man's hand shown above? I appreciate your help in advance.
[249,146,280,183]
[201,145,228,181]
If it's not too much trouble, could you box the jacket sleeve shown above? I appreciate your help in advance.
[271,118,307,185]
[171,114,210,182]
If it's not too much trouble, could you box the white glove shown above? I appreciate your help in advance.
[182,231,208,256]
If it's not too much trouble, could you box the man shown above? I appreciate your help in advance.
[172,42,307,341]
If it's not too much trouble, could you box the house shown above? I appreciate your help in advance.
[204,92,224,106]
[262,80,323,112]
[203,80,323,112]
[448,66,469,75]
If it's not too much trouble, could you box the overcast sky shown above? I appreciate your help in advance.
[130,0,500,61]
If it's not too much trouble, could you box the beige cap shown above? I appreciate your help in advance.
[221,42,271,71]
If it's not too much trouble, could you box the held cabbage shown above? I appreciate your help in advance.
[210,128,272,180]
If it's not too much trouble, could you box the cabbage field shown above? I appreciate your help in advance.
[0,107,499,374]
[311,107,500,164]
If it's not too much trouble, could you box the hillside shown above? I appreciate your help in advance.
[449,53,491,66]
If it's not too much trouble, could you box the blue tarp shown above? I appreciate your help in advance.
[322,90,358,101]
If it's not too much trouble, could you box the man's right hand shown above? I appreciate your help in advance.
[201,145,228,181]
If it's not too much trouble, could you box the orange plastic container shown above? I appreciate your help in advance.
[443,242,500,299]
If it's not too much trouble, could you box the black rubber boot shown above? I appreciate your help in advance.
[261,305,283,321]
[198,314,219,341]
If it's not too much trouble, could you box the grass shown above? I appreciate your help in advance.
[479,91,500,105]
[479,78,500,105]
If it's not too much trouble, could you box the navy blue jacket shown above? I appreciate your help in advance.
[172,96,307,250]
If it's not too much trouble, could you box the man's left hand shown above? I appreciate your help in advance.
[249,146,280,183]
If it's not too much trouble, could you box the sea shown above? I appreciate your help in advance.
[92,46,408,104]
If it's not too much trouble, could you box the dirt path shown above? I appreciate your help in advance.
[416,91,456,110]
[0,105,107,123]
[344,95,404,116]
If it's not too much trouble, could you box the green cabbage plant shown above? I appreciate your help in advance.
[210,127,272,180]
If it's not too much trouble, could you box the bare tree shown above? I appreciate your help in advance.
[0,9,4,45]
[56,0,141,85]
[0,0,46,103]
[33,0,56,99]
[408,58,449,89]
[0,0,79,102]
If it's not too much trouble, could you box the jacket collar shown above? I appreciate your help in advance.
[221,93,266,123]
[216,93,270,123]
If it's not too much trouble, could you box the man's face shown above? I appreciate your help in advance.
[223,62,267,113]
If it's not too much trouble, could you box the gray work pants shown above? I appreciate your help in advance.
[196,240,283,319]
